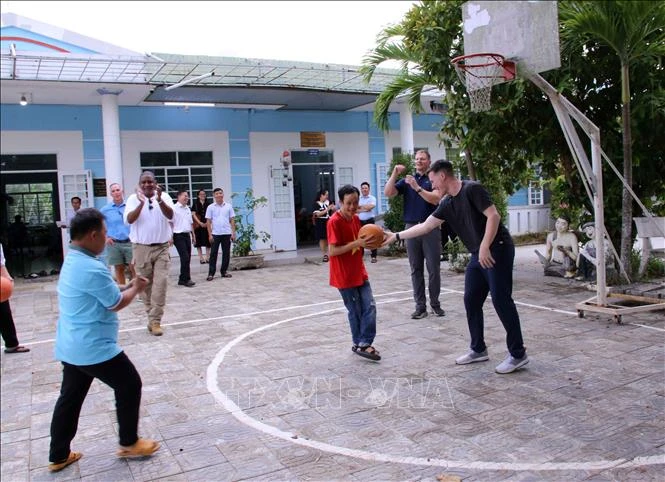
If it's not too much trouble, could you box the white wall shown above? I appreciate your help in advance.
[119,131,230,192]
[0,130,84,172]
[249,132,299,250]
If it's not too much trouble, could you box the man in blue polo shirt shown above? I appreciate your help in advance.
[384,149,444,319]
[100,183,134,285]
[48,208,159,473]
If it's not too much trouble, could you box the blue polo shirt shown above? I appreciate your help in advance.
[395,173,436,224]
[100,201,130,241]
[55,245,123,366]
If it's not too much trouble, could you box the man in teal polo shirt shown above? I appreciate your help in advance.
[48,208,160,473]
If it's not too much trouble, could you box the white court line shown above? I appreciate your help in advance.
[206,300,665,472]
[17,287,664,347]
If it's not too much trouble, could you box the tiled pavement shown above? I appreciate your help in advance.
[1,245,664,481]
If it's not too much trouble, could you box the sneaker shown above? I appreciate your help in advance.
[455,349,489,365]
[431,306,445,317]
[117,438,160,458]
[495,354,529,374]
[411,308,428,319]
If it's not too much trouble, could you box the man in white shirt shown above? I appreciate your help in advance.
[205,188,236,281]
[358,181,379,263]
[123,171,174,336]
[172,190,195,287]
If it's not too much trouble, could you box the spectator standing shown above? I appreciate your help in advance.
[192,188,211,264]
[205,188,236,281]
[124,171,174,336]
[358,181,379,263]
[101,183,135,285]
[0,243,30,353]
[313,189,336,262]
[384,150,444,319]
[172,190,196,287]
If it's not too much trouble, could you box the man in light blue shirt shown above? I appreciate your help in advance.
[100,183,134,285]
[48,208,159,473]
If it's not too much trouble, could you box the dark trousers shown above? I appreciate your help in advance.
[0,300,19,349]
[464,241,526,359]
[49,352,142,462]
[208,234,232,276]
[173,232,192,283]
[360,218,378,258]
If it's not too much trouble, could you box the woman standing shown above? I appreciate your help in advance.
[191,188,211,264]
[313,189,336,262]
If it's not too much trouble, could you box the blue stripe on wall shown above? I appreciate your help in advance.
[509,188,529,206]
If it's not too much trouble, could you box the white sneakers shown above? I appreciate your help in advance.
[455,350,530,374]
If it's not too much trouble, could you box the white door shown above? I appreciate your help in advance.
[58,170,93,252]
[269,164,296,251]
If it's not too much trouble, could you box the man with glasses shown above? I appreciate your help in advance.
[124,171,174,336]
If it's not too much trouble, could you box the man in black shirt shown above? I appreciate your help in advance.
[383,160,529,374]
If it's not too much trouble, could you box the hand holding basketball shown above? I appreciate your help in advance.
[0,276,14,303]
[358,224,385,250]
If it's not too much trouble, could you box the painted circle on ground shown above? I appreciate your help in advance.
[206,301,665,472]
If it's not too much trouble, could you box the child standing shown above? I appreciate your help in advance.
[327,184,381,361]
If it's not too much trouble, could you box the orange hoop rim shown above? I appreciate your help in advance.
[451,53,506,76]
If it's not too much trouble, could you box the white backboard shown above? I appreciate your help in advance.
[462,1,561,80]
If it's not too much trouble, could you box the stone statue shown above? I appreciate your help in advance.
[576,222,613,281]
[535,217,579,278]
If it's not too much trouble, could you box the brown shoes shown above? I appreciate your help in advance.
[147,322,163,336]
[48,451,82,472]
[117,438,160,458]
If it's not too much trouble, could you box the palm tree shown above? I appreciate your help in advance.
[559,1,665,273]
[360,4,477,178]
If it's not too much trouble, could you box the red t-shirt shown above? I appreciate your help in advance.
[327,211,368,289]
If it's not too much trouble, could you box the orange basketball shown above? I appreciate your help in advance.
[358,224,385,250]
[0,276,13,303]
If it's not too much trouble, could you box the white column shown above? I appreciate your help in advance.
[399,102,414,155]
[98,88,123,199]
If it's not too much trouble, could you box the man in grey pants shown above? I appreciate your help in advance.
[384,150,444,319]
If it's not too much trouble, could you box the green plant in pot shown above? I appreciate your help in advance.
[231,188,271,257]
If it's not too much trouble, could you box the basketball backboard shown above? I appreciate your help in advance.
[461,1,560,81]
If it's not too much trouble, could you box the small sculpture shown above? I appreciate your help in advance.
[535,216,579,278]
[576,222,613,281]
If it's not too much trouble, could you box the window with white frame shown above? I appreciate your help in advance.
[528,180,543,206]
[376,163,389,214]
[337,167,353,189]
[140,151,214,200]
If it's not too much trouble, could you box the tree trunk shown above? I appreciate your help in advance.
[464,147,476,180]
[620,62,633,275]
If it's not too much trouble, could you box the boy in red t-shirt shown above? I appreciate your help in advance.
[327,184,381,361]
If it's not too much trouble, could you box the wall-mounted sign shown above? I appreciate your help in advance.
[93,178,107,197]
[307,149,320,156]
[300,131,326,148]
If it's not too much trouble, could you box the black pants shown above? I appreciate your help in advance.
[0,300,19,349]
[208,234,232,276]
[360,218,378,258]
[49,352,142,462]
[173,232,192,283]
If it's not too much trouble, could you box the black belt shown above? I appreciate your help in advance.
[136,242,169,247]
[112,239,130,243]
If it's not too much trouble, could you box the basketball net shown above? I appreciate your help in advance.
[451,53,506,112]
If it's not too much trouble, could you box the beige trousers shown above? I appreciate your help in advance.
[132,243,170,325]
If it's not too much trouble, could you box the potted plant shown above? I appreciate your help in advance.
[230,188,271,270]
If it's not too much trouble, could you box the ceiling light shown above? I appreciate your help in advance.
[163,102,215,107]
[19,94,28,106]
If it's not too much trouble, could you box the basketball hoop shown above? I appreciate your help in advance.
[451,53,514,112]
